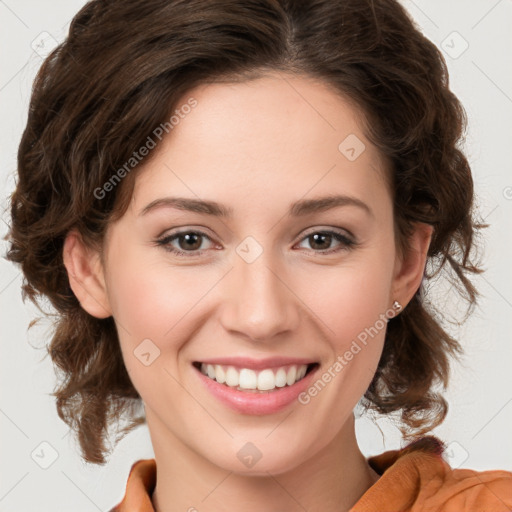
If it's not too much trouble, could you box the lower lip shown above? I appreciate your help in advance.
[194,364,319,415]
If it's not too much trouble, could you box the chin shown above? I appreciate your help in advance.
[204,438,314,477]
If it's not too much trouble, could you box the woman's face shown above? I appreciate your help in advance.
[85,73,425,474]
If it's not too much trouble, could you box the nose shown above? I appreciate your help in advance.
[218,249,300,344]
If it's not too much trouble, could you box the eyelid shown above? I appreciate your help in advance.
[156,224,216,240]
[293,228,357,254]
[156,228,217,254]
[299,225,355,241]
[157,225,354,243]
[155,225,358,258]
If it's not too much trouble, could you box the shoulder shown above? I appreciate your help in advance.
[109,459,156,512]
[436,465,512,511]
[353,436,512,512]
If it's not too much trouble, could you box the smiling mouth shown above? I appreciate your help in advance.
[192,362,319,392]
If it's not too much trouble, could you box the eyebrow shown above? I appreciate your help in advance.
[139,194,373,218]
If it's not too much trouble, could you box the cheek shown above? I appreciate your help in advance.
[107,262,175,338]
[104,249,212,395]
[296,257,394,421]
[105,224,395,362]
[303,249,394,345]
[105,244,217,348]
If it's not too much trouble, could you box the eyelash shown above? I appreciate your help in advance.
[155,228,357,257]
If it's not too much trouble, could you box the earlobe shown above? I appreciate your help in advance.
[391,222,433,309]
[62,229,112,318]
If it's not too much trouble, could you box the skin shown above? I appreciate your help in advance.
[63,72,432,512]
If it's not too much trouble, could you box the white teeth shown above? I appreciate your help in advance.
[239,369,257,389]
[215,365,226,384]
[297,365,307,380]
[225,366,239,387]
[257,369,275,391]
[286,366,297,386]
[199,363,310,391]
[275,368,287,387]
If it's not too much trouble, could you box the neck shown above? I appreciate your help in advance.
[149,412,379,512]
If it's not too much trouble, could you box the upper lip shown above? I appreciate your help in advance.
[195,357,317,370]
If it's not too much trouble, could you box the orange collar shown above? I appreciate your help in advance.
[110,436,512,512]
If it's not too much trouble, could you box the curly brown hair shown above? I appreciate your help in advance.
[6,0,483,464]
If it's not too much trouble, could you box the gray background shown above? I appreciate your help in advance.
[1,1,511,510]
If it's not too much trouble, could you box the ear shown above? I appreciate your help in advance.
[62,229,112,318]
[391,222,433,307]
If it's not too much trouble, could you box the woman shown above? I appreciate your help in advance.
[6,0,512,510]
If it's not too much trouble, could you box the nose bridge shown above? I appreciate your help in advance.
[220,240,299,342]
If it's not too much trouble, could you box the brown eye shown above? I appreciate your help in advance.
[297,230,355,254]
[175,232,203,251]
[156,230,213,255]
[308,232,333,251]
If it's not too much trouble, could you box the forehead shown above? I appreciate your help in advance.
[130,72,390,213]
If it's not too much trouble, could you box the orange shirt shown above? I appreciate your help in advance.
[110,436,512,511]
